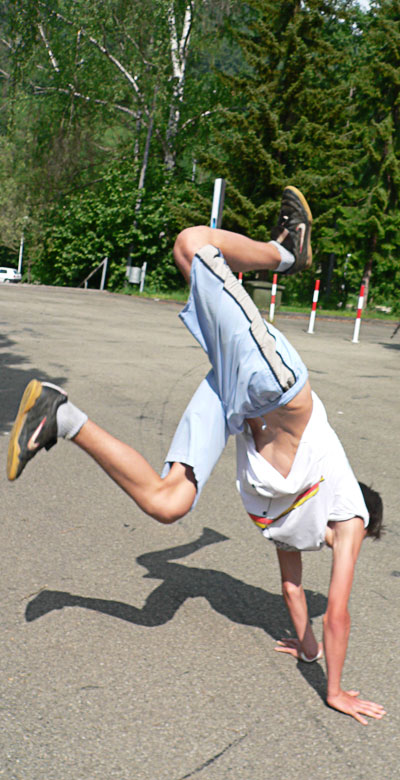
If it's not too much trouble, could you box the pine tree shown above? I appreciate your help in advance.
[337,0,400,309]
[196,0,364,303]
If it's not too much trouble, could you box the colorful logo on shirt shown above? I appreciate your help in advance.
[248,477,324,530]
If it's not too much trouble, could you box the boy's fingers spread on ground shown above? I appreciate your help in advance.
[361,702,387,717]
[356,707,385,721]
[345,691,386,714]
[353,713,369,726]
[328,691,386,724]
[274,646,298,658]
[344,693,387,721]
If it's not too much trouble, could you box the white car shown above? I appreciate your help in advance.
[0,267,22,283]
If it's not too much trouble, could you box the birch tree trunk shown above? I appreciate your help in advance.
[164,1,194,170]
[134,88,158,218]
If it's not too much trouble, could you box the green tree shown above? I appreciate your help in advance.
[194,1,374,305]
[335,0,400,310]
[1,0,238,287]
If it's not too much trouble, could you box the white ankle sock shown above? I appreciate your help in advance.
[56,401,88,440]
[269,240,295,272]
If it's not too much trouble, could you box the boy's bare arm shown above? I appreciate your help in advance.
[274,549,322,661]
[324,516,386,724]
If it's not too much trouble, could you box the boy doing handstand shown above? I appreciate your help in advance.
[7,187,385,724]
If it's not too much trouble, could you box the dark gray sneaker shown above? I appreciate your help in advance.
[271,186,312,275]
[7,380,67,481]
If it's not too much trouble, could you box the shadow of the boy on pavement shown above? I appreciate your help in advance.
[25,526,328,699]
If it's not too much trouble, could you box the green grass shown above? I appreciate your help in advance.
[279,304,399,321]
[123,285,399,321]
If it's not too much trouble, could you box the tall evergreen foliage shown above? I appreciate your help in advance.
[196,0,372,303]
[336,0,400,307]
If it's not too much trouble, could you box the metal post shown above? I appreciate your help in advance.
[139,261,147,293]
[210,178,226,229]
[100,257,108,291]
[18,217,29,275]
[18,234,24,275]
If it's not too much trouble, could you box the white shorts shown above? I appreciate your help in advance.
[236,393,369,551]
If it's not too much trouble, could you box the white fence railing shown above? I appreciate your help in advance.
[79,257,108,290]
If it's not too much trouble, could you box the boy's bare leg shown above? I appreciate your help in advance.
[7,381,197,524]
[174,226,281,283]
[173,185,313,282]
[72,420,197,524]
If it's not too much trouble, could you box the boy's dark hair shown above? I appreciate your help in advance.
[358,482,384,540]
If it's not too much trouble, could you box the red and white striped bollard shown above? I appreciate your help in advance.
[269,273,278,321]
[307,279,320,334]
[352,283,365,343]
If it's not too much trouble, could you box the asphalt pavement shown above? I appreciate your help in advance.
[1,284,399,780]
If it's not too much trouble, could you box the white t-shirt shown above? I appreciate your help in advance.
[236,393,369,551]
